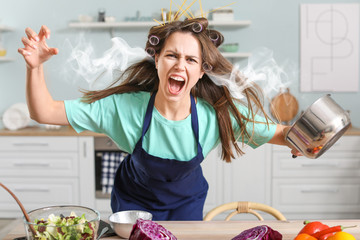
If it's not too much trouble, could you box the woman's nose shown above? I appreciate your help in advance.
[175,58,186,70]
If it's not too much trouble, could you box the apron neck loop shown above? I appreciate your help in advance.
[142,92,200,146]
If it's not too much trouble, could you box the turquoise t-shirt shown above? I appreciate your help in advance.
[64,91,276,161]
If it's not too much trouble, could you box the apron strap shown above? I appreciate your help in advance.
[190,94,199,142]
[190,94,202,155]
[142,92,156,137]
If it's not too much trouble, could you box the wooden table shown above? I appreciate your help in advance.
[4,219,360,240]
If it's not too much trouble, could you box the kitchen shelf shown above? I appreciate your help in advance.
[0,25,15,32]
[68,20,251,29]
[0,57,15,62]
[67,20,252,59]
[221,52,251,59]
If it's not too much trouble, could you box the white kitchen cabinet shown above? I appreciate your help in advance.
[202,144,272,220]
[271,136,360,220]
[2,131,359,220]
[0,178,79,218]
[0,136,94,218]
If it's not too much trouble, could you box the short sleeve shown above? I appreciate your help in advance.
[64,92,149,153]
[64,98,107,134]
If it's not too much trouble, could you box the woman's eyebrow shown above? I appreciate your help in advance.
[164,50,200,60]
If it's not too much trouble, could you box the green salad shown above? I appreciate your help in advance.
[33,212,95,240]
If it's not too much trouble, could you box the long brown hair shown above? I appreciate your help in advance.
[82,18,271,162]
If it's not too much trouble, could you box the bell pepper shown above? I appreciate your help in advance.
[294,233,317,240]
[311,225,357,240]
[326,232,356,240]
[298,221,330,236]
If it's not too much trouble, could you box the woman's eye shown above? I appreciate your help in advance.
[187,58,197,63]
[166,54,177,58]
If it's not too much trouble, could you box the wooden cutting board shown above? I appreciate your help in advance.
[270,88,299,124]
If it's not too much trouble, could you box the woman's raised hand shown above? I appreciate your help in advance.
[18,25,58,69]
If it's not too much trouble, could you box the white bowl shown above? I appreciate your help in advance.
[109,210,152,239]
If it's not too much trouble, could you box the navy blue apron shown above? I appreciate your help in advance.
[111,92,208,220]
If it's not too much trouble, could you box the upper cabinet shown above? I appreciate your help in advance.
[68,20,252,59]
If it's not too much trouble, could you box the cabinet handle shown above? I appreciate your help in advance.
[13,143,49,147]
[13,163,50,168]
[83,141,87,158]
[301,163,339,168]
[15,188,50,192]
[301,188,339,193]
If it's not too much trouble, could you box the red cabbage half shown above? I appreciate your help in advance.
[232,225,282,240]
[129,219,177,240]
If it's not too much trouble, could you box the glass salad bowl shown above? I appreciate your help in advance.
[23,205,100,240]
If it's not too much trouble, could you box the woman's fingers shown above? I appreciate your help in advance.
[24,25,50,43]
[21,37,37,49]
[291,148,302,158]
[39,25,51,40]
[49,47,59,55]
[18,48,32,56]
[25,27,40,42]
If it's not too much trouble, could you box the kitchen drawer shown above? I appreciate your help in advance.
[0,152,79,177]
[273,151,360,177]
[0,178,79,217]
[272,136,360,152]
[0,136,78,152]
[272,178,360,213]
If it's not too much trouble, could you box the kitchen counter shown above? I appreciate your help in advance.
[3,219,360,240]
[0,126,104,136]
[1,125,360,136]
[344,126,360,135]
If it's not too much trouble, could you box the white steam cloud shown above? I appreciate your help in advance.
[63,35,150,90]
[208,47,295,100]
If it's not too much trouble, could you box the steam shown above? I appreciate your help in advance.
[208,47,295,100]
[63,34,151,90]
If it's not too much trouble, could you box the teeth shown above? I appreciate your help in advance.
[170,76,185,81]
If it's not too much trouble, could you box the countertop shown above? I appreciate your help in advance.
[0,126,104,137]
[0,125,360,136]
[3,219,360,240]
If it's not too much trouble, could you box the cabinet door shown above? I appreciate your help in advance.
[273,178,360,213]
[202,147,224,213]
[202,144,272,220]
[0,152,79,177]
[223,144,271,204]
[0,178,79,218]
[0,136,78,152]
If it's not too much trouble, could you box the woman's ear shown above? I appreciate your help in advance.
[155,54,159,69]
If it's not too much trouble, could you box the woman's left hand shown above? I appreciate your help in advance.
[269,124,303,158]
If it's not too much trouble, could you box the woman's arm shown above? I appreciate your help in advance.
[18,25,69,125]
[268,124,302,157]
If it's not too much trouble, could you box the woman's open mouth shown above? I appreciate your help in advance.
[168,76,185,94]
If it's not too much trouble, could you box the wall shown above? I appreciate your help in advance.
[1,0,359,128]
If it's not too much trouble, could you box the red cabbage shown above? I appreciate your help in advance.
[232,225,282,240]
[129,219,177,240]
